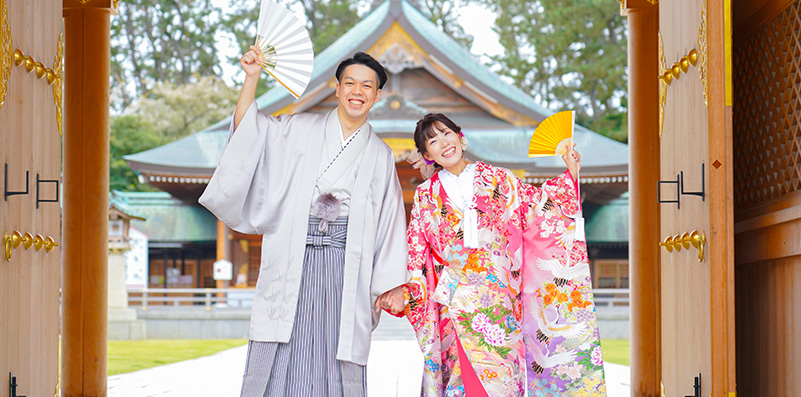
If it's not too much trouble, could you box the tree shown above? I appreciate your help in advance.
[110,76,237,191]
[414,0,474,48]
[111,0,223,109]
[220,0,360,96]
[221,0,359,56]
[481,0,627,141]
[125,75,238,141]
[110,115,165,192]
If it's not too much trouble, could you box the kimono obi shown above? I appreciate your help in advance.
[306,216,348,249]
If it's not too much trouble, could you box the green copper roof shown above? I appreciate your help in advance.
[126,0,627,175]
[112,191,217,242]
[124,129,229,170]
[109,191,146,220]
[583,193,629,243]
[464,125,628,168]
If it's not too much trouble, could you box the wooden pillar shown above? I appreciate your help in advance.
[62,1,115,395]
[707,0,736,394]
[625,2,661,396]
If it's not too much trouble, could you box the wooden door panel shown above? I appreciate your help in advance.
[659,0,714,395]
[0,0,62,396]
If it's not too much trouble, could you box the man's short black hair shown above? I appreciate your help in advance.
[335,52,388,90]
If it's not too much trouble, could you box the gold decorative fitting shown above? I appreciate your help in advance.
[658,32,667,137]
[659,235,674,252]
[35,62,46,78]
[670,64,681,79]
[24,55,34,72]
[3,233,11,261]
[659,230,706,262]
[689,231,705,262]
[21,232,33,250]
[3,231,22,261]
[9,230,22,248]
[680,56,690,72]
[44,236,59,252]
[33,234,44,251]
[698,0,709,106]
[688,49,698,66]
[12,34,63,135]
[0,0,10,111]
[53,31,64,136]
[13,48,59,85]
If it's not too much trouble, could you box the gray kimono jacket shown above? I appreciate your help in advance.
[199,102,409,365]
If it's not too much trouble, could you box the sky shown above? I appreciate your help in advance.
[212,0,504,85]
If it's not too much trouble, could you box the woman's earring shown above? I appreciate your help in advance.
[460,136,469,151]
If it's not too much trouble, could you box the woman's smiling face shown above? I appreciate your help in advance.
[423,122,463,169]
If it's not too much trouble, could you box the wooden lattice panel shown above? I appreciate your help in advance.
[733,1,801,208]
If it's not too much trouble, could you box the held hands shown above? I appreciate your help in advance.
[240,45,263,79]
[375,285,406,315]
[562,144,582,180]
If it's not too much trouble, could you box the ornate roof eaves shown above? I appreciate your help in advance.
[125,159,214,178]
[392,7,550,126]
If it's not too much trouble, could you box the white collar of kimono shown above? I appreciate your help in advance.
[337,114,364,148]
[438,162,476,211]
[438,162,479,248]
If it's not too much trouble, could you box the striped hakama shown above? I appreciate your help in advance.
[240,217,367,397]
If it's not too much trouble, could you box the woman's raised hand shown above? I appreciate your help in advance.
[562,143,582,180]
[240,45,263,79]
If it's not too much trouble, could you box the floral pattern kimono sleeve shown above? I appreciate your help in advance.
[517,170,608,396]
[403,186,450,395]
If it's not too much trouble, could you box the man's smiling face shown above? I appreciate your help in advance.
[335,64,382,123]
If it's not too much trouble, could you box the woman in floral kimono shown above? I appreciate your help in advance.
[381,113,606,396]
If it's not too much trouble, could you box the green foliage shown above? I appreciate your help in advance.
[220,0,359,95]
[300,0,360,52]
[111,0,223,110]
[416,0,474,48]
[126,75,238,141]
[218,0,274,97]
[110,75,237,192]
[110,115,165,192]
[481,0,628,141]
[107,339,248,375]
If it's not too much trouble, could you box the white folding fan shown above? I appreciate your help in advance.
[255,0,314,99]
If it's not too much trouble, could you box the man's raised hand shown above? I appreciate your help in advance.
[240,45,263,79]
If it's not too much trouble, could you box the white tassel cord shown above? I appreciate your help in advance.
[463,206,479,248]
[574,170,586,242]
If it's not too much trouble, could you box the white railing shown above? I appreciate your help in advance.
[128,287,629,310]
[591,288,630,307]
[127,288,256,311]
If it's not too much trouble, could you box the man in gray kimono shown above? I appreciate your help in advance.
[199,47,408,396]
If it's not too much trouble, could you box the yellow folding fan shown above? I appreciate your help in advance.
[528,110,575,157]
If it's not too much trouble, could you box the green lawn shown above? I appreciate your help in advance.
[107,339,247,376]
[106,338,629,376]
[600,339,630,366]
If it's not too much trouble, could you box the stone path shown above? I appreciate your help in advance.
[108,315,630,396]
